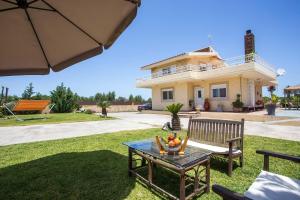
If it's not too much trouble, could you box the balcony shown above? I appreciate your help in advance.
[136,54,277,88]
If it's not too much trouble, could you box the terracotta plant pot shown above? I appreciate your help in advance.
[204,99,210,111]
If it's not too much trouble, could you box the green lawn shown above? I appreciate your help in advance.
[0,129,299,200]
[0,113,114,127]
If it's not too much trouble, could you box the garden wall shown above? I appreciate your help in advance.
[81,104,139,113]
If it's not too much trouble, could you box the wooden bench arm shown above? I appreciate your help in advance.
[256,150,300,171]
[212,184,246,200]
[226,137,242,143]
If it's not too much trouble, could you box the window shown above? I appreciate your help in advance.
[161,65,176,75]
[162,68,171,75]
[198,90,202,98]
[162,88,174,101]
[211,84,227,98]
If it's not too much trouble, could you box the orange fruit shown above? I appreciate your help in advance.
[169,140,175,147]
[174,138,181,145]
[168,133,174,141]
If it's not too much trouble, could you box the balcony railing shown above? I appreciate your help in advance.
[137,53,276,82]
[225,53,276,73]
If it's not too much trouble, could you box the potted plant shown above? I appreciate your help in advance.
[166,103,183,131]
[97,101,111,117]
[189,100,195,110]
[204,98,210,111]
[232,94,244,112]
[265,85,278,115]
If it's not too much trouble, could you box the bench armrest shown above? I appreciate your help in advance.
[256,150,300,171]
[226,137,243,157]
[226,137,242,143]
[212,184,246,200]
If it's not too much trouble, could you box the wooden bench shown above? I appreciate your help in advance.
[187,117,245,176]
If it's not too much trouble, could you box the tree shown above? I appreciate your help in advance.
[78,96,94,102]
[116,96,127,103]
[73,93,81,110]
[134,95,143,103]
[50,83,78,113]
[97,101,111,117]
[31,92,50,100]
[129,94,134,102]
[147,98,152,103]
[32,92,42,100]
[6,95,19,102]
[107,91,116,101]
[292,96,300,110]
[22,83,35,99]
[94,92,107,102]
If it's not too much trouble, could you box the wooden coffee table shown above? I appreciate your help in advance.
[123,139,211,200]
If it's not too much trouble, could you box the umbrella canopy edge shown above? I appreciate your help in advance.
[104,1,138,49]
[0,68,50,76]
[52,46,103,72]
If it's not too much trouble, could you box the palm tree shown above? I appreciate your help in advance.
[292,96,300,110]
[166,103,183,130]
[97,101,111,117]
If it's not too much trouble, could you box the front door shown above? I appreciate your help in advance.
[194,87,204,110]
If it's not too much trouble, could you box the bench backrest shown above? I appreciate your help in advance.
[187,118,244,147]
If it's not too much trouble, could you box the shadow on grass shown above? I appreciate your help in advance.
[136,165,207,199]
[210,156,239,174]
[22,117,48,121]
[0,150,134,200]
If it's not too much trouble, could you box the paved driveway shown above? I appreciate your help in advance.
[112,112,300,141]
[0,112,299,146]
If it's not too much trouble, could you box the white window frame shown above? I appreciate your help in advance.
[161,88,174,101]
[211,84,227,99]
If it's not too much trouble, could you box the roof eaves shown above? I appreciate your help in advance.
[140,52,187,70]
[140,46,222,70]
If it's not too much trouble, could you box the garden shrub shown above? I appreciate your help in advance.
[84,109,93,114]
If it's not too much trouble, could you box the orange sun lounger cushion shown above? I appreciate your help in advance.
[13,100,50,111]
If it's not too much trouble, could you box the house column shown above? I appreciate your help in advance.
[248,80,255,107]
[239,76,243,100]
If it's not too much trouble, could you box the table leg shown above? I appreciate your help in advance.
[205,159,210,193]
[179,171,186,200]
[128,148,133,177]
[194,169,199,192]
[141,157,146,166]
[148,160,153,184]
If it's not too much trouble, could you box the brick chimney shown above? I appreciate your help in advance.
[244,30,255,55]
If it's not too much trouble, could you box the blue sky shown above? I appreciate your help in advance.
[1,0,300,99]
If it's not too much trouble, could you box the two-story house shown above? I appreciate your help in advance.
[136,30,277,111]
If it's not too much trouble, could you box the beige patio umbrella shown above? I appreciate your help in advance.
[0,0,141,76]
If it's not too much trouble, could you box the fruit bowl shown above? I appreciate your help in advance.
[156,133,188,155]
